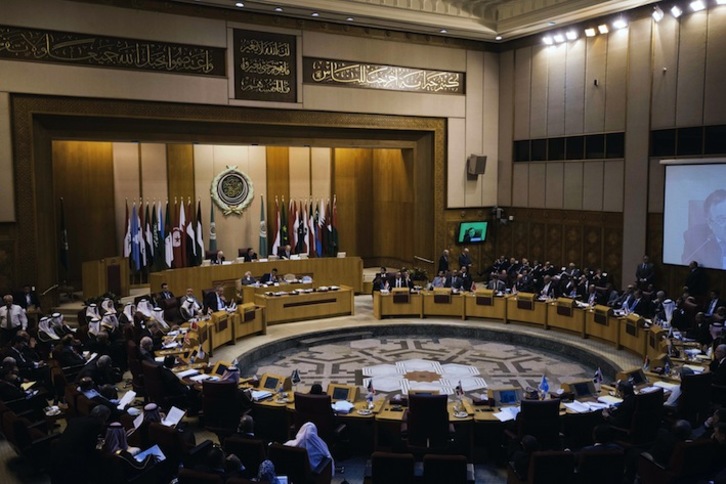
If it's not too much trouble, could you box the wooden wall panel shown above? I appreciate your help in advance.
[545,162,564,209]
[310,147,332,200]
[112,143,140,257]
[584,36,607,133]
[704,8,726,125]
[583,225,603,270]
[512,164,529,207]
[528,222,546,263]
[547,44,566,137]
[604,30,628,132]
[140,143,168,202]
[512,218,529,257]
[52,141,116,285]
[546,224,564,265]
[651,16,679,129]
[530,45,550,139]
[676,12,707,127]
[266,146,291,236]
[333,148,373,261]
[564,40,586,135]
[513,47,532,140]
[563,162,584,210]
[289,147,311,200]
[166,144,195,205]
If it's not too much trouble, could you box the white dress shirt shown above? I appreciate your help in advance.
[0,304,28,330]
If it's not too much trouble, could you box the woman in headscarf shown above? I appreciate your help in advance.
[284,422,333,474]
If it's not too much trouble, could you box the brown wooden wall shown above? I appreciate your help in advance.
[166,144,195,206]
[52,141,116,285]
[333,148,373,261]
[266,146,291,250]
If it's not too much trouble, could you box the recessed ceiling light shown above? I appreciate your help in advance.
[553,34,565,43]
[542,36,554,45]
[652,6,665,21]
[235,2,244,7]
[440,29,448,33]
[495,35,502,40]
[598,24,609,34]
[671,5,683,17]
[566,30,577,40]
[612,18,628,29]
[585,28,596,37]
[690,0,706,11]
[274,6,283,12]
[548,21,557,26]
[346,17,354,21]
[311,12,320,17]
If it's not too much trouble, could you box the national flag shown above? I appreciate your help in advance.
[185,198,196,267]
[130,203,141,271]
[152,203,162,271]
[138,201,147,268]
[123,200,131,259]
[455,380,464,396]
[259,195,268,258]
[367,379,375,395]
[59,198,69,271]
[195,200,204,266]
[287,198,295,252]
[308,200,316,257]
[208,204,217,253]
[291,369,301,385]
[538,374,549,395]
[296,203,306,254]
[593,367,603,391]
[292,200,300,254]
[324,198,332,256]
[329,194,339,256]
[271,197,281,256]
[316,199,324,257]
[642,355,650,371]
[172,199,183,268]
[144,203,154,268]
[280,196,289,248]
[164,201,174,269]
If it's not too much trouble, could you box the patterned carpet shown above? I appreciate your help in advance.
[249,336,595,396]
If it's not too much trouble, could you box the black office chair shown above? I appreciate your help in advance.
[510,399,562,451]
[674,372,712,426]
[507,450,576,484]
[423,453,470,484]
[202,380,243,441]
[576,449,625,484]
[370,451,415,484]
[293,392,347,458]
[612,388,663,446]
[402,394,455,456]
[268,442,332,484]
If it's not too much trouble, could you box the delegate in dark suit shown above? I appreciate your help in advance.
[635,258,655,288]
[204,290,226,313]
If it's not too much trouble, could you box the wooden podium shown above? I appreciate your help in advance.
[82,257,130,298]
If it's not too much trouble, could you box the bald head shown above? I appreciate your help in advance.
[97,355,112,368]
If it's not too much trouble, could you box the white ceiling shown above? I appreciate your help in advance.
[174,0,659,41]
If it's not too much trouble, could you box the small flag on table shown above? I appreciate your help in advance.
[367,379,375,395]
[455,380,464,396]
[291,369,301,385]
[593,367,603,391]
[538,374,549,395]
[643,355,650,371]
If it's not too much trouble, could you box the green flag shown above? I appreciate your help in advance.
[208,204,217,253]
[259,195,268,258]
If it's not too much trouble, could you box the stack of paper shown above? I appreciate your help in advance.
[116,391,136,410]
[251,390,273,401]
[653,381,679,391]
[134,444,166,462]
[597,395,623,406]
[493,406,520,422]
[332,400,355,414]
[161,406,185,427]
[175,368,200,379]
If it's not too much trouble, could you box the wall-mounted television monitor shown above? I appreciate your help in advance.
[457,221,488,244]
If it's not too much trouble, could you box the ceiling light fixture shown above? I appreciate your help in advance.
[671,5,683,17]
[311,12,320,17]
[274,6,283,12]
[495,35,502,40]
[652,6,665,21]
[612,18,628,29]
[235,2,244,7]
[346,17,354,21]
[689,0,706,10]
[598,24,609,34]
[553,34,565,43]
[566,30,578,40]
[542,36,554,45]
[440,29,448,33]
[584,28,596,37]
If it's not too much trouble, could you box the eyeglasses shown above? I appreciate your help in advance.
[709,216,726,227]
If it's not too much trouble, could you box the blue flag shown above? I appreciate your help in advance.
[538,375,549,395]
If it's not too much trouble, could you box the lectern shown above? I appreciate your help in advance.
[82,256,129,298]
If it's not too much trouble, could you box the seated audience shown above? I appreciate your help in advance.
[240,271,257,286]
[602,380,635,428]
[509,434,539,480]
[50,405,111,483]
[257,459,283,483]
[284,422,333,474]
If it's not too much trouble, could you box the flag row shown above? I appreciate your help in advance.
[123,199,204,272]
[270,196,338,258]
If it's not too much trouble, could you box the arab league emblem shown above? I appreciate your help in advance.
[211,166,254,216]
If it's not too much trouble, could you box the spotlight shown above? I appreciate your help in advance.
[274,6,283,12]
[542,36,554,45]
[671,5,683,17]
[311,12,320,17]
[689,0,706,10]
[495,35,502,40]
[346,17,354,21]
[553,34,565,43]
[235,2,244,7]
[440,29,448,33]
[612,18,628,29]
[652,6,665,21]
[585,28,596,37]
[566,30,578,40]
[598,24,609,34]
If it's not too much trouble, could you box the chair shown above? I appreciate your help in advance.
[637,439,717,484]
[674,372,712,426]
[369,451,415,484]
[202,380,243,441]
[561,410,604,450]
[507,450,576,484]
[268,442,332,484]
[402,394,454,455]
[1,410,59,468]
[613,388,663,446]
[127,341,146,400]
[293,392,347,455]
[423,453,471,484]
[510,399,562,451]
[576,449,625,484]
[224,436,267,479]
[141,360,187,410]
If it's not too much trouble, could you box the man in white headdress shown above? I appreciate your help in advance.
[87,316,102,337]
[100,299,116,315]
[85,303,100,323]
[151,307,170,331]
[51,312,75,336]
[137,299,154,318]
[37,316,60,343]
[119,303,136,326]
[180,288,202,321]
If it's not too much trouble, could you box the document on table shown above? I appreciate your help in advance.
[162,406,185,427]
[175,368,200,379]
[493,406,520,422]
[251,390,273,401]
[653,381,679,391]
[134,444,166,462]
[597,395,623,406]
[116,391,136,410]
